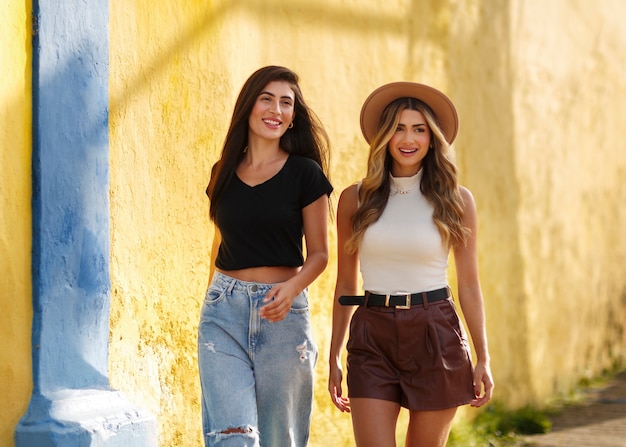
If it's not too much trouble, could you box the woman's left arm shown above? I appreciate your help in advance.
[293,194,331,290]
[454,186,494,407]
[259,194,329,322]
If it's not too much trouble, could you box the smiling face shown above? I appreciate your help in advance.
[248,80,295,143]
[387,108,431,177]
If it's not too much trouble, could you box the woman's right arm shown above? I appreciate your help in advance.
[208,225,221,287]
[328,184,360,412]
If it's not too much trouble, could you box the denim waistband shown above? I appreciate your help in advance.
[211,271,277,293]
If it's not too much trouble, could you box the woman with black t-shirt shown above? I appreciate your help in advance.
[200,66,333,447]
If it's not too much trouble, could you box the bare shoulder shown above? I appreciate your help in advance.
[459,185,476,208]
[337,183,359,219]
[458,185,478,228]
[339,183,359,205]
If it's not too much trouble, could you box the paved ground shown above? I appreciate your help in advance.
[523,370,626,446]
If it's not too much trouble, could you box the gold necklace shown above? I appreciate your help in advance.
[390,186,414,195]
[390,171,421,196]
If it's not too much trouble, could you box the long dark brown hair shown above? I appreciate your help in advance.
[207,66,330,220]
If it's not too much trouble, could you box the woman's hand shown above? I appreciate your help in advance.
[258,282,299,323]
[470,360,494,408]
[329,360,351,412]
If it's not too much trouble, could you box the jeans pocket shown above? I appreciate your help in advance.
[289,290,310,314]
[204,283,227,305]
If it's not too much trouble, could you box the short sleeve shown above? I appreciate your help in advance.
[294,156,333,208]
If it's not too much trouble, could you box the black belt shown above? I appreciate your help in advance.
[339,287,450,309]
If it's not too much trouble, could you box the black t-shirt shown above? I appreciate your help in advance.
[214,155,333,270]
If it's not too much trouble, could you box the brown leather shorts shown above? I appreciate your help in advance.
[346,298,475,411]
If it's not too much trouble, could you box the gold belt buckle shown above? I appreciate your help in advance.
[396,293,411,309]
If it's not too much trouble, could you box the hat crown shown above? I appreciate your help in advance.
[360,82,458,144]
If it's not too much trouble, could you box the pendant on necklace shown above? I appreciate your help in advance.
[391,188,411,195]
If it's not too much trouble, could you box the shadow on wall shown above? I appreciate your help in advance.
[29,44,112,393]
[109,0,442,116]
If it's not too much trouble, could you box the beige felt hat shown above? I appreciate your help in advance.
[359,81,459,144]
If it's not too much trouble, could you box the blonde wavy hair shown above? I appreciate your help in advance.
[346,97,470,253]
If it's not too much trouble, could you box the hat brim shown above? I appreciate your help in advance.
[359,82,459,144]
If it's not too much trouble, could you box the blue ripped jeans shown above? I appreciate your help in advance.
[198,271,318,447]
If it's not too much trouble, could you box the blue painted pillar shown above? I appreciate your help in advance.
[15,0,157,445]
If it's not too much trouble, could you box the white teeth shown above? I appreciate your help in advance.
[264,119,280,126]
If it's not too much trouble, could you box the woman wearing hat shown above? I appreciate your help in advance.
[328,82,493,446]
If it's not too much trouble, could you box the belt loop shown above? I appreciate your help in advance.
[422,291,429,309]
[364,291,371,307]
[227,278,236,294]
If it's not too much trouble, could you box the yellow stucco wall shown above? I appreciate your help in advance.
[0,2,32,447]
[447,0,626,407]
[107,0,626,445]
[510,0,626,401]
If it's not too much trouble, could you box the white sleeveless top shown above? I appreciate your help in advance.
[359,170,449,294]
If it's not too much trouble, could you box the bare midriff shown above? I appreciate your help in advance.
[216,266,300,285]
